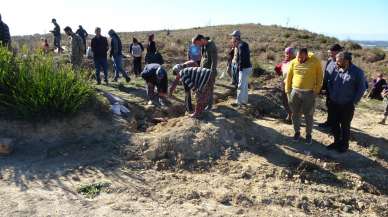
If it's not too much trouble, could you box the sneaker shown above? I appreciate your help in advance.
[326,142,339,150]
[125,76,131,83]
[104,79,109,85]
[97,80,101,85]
[305,134,312,144]
[378,119,386,125]
[293,132,301,142]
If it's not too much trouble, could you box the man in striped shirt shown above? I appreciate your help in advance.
[170,66,214,118]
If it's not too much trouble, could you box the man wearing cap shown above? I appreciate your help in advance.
[64,26,84,69]
[319,44,343,129]
[230,30,252,107]
[76,25,88,54]
[141,63,168,106]
[0,14,11,48]
[50,19,62,53]
[326,51,366,153]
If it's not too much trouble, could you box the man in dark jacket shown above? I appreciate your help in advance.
[91,27,109,84]
[50,18,62,53]
[108,29,130,82]
[0,14,11,48]
[230,30,252,106]
[319,44,343,129]
[141,63,168,106]
[76,25,88,54]
[326,52,366,153]
[195,35,218,110]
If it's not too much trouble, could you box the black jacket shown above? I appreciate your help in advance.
[237,40,252,71]
[110,34,123,57]
[91,36,108,59]
[0,21,11,45]
[76,28,88,41]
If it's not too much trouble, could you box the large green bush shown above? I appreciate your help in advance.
[0,47,94,119]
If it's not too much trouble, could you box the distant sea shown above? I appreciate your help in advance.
[355,41,388,50]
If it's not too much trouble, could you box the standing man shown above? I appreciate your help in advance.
[319,44,343,129]
[108,29,130,83]
[230,30,252,107]
[76,25,88,54]
[50,19,62,53]
[326,52,366,153]
[285,48,323,144]
[275,47,296,124]
[64,26,84,69]
[194,34,217,110]
[91,27,109,85]
[0,14,11,48]
[129,37,144,76]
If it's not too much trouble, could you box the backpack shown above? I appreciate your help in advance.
[131,44,142,57]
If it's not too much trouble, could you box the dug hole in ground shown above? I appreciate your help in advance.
[0,77,387,217]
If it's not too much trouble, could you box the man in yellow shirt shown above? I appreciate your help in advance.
[285,48,323,144]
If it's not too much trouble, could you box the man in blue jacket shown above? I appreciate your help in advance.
[326,51,366,153]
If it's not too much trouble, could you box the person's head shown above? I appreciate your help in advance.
[328,44,343,59]
[79,25,83,29]
[172,64,184,75]
[148,33,154,42]
[193,34,206,46]
[108,29,115,37]
[133,37,138,44]
[64,26,73,36]
[52,18,56,24]
[297,48,308,63]
[95,27,101,37]
[336,51,352,69]
[284,47,296,61]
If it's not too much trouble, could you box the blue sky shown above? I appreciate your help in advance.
[2,0,388,40]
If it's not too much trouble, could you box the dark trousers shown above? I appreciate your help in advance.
[330,102,355,150]
[325,95,334,126]
[133,57,142,75]
[184,85,193,113]
[94,57,109,82]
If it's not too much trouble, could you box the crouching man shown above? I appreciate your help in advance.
[141,63,168,106]
[170,66,214,118]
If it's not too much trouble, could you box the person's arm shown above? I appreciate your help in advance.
[84,30,88,38]
[237,43,243,72]
[112,38,119,57]
[169,74,181,96]
[314,60,324,95]
[285,62,294,94]
[353,70,367,105]
[91,38,95,53]
[129,44,133,55]
[140,43,144,51]
[210,43,218,73]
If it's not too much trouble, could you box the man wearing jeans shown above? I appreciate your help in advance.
[230,30,252,107]
[108,29,130,83]
[326,52,366,153]
[285,48,323,144]
[91,27,109,85]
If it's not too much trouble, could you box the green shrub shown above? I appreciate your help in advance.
[0,47,94,119]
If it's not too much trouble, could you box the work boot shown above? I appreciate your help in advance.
[293,132,301,142]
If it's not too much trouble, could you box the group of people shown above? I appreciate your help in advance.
[274,43,387,153]
[1,14,387,154]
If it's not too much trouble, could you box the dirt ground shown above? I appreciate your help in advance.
[0,77,387,217]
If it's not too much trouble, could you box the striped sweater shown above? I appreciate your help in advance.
[179,67,212,92]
